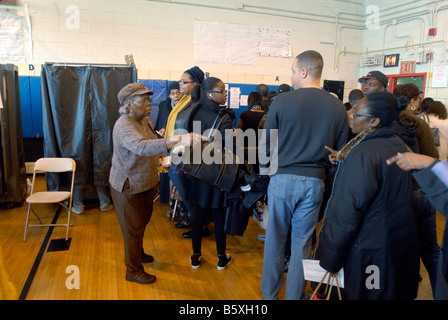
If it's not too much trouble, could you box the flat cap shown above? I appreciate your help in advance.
[117,82,153,105]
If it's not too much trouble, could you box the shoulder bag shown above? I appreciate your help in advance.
[424,115,441,147]
[180,110,239,192]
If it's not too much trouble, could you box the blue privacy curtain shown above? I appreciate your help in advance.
[40,64,137,191]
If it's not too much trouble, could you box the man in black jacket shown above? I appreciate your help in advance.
[259,50,348,300]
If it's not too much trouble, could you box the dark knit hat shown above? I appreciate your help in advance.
[168,81,180,93]
[117,82,153,105]
[185,66,205,84]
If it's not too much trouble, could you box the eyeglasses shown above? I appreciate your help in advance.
[209,90,227,94]
[132,96,151,105]
[351,113,375,119]
[179,80,194,84]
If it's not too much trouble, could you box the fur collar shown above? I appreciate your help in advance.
[336,128,376,162]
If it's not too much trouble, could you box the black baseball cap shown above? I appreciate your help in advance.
[358,71,389,88]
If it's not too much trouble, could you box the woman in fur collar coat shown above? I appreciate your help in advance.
[315,92,420,300]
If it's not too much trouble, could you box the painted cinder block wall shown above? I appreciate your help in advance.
[9,0,364,101]
[5,0,448,105]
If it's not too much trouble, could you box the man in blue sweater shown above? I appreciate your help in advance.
[260,50,348,300]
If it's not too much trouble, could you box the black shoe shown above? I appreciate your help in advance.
[125,271,156,284]
[182,228,210,239]
[182,231,192,238]
[190,253,202,270]
[141,252,154,263]
[217,253,232,271]
[175,223,191,229]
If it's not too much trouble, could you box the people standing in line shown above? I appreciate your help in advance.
[71,185,113,215]
[259,50,349,300]
[345,89,365,140]
[164,66,207,238]
[109,82,201,285]
[155,81,183,205]
[348,89,364,110]
[277,83,291,94]
[424,101,448,160]
[155,81,183,137]
[255,84,270,111]
[392,82,440,297]
[419,97,434,118]
[387,152,448,300]
[316,92,420,300]
[184,77,234,271]
[358,70,389,95]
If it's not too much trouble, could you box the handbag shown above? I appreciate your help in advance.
[180,110,239,192]
[424,115,441,147]
[252,199,268,230]
[309,272,342,300]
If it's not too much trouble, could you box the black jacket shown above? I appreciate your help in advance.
[154,98,173,131]
[184,98,234,209]
[315,127,420,300]
[413,161,448,299]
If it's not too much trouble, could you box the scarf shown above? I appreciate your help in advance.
[336,128,375,162]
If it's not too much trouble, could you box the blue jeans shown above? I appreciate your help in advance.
[413,190,440,297]
[73,185,111,212]
[261,174,324,300]
[168,164,194,214]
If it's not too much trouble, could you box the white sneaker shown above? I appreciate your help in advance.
[71,206,84,215]
[100,203,114,212]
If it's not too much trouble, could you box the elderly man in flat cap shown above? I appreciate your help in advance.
[109,82,202,284]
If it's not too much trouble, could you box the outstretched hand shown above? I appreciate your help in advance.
[386,152,436,171]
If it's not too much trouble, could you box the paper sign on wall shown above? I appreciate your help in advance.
[432,65,448,88]
[229,87,241,109]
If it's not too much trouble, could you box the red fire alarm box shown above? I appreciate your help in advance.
[429,28,437,36]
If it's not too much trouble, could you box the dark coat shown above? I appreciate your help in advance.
[315,127,420,300]
[413,161,448,299]
[393,110,439,158]
[185,98,234,209]
[154,98,173,131]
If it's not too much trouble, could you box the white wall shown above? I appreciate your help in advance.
[4,0,364,100]
[360,0,448,105]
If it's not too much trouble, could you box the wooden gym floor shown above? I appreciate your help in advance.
[0,175,444,300]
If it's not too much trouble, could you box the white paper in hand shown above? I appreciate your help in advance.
[302,259,344,288]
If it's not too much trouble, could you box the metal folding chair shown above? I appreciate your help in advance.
[23,158,76,241]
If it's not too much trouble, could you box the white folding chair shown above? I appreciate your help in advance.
[23,158,76,241]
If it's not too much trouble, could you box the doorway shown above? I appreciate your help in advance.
[386,73,427,99]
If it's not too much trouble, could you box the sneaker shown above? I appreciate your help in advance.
[190,253,201,269]
[100,203,114,212]
[71,206,84,215]
[217,253,232,271]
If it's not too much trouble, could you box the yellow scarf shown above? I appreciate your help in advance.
[165,95,191,138]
